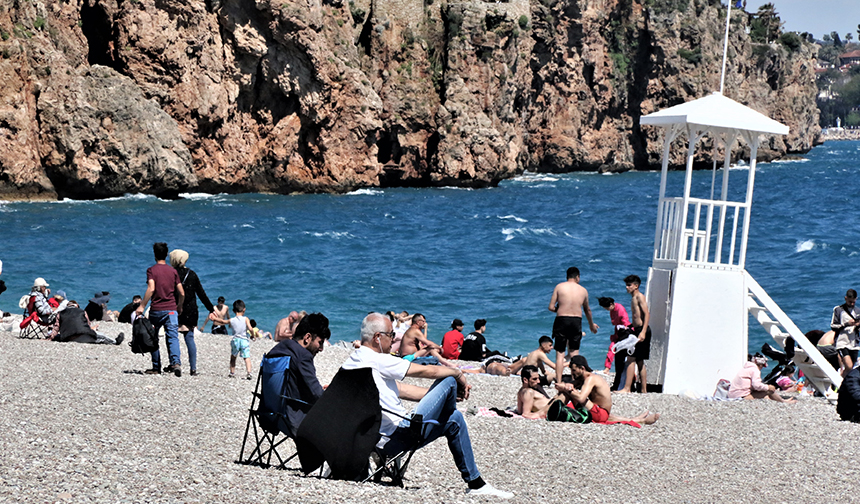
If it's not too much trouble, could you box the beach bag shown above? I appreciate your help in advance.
[713,379,731,399]
[130,316,158,354]
[18,294,31,310]
[546,400,591,424]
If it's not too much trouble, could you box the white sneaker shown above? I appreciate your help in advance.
[466,483,514,499]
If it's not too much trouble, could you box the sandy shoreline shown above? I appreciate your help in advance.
[0,317,854,503]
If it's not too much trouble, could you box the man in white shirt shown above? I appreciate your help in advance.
[341,312,513,499]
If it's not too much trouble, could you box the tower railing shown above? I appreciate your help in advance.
[653,196,749,269]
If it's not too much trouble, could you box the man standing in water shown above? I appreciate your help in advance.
[548,267,598,382]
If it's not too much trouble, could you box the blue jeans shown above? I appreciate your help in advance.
[380,377,480,483]
[183,330,197,371]
[149,310,180,368]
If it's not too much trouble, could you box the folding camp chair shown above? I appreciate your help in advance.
[19,295,53,339]
[237,353,307,469]
[294,367,436,487]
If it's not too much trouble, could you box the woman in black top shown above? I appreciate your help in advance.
[169,249,215,376]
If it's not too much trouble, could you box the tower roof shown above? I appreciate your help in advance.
[640,92,789,136]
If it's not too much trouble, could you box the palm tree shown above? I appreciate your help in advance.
[754,3,782,43]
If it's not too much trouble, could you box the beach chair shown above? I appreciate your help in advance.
[236,353,306,469]
[18,295,53,339]
[294,367,435,486]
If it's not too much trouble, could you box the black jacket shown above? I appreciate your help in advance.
[267,338,325,437]
[174,266,214,328]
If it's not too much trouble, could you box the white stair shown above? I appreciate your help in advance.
[745,271,841,401]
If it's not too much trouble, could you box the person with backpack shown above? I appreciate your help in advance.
[169,249,215,377]
[51,300,124,345]
[136,242,185,377]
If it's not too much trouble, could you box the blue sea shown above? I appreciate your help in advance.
[1,140,858,366]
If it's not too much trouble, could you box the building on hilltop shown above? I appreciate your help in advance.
[838,49,860,67]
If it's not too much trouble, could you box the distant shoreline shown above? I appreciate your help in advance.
[821,128,860,141]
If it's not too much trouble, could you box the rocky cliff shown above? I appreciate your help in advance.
[0,0,821,199]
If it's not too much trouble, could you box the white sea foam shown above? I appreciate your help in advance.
[345,188,383,196]
[438,186,474,191]
[498,215,528,223]
[589,258,602,262]
[241,224,255,229]
[511,171,559,183]
[771,158,808,164]
[796,239,815,252]
[305,231,354,239]
[501,227,557,241]
[179,192,219,200]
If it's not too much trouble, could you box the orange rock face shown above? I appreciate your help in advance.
[0,0,820,199]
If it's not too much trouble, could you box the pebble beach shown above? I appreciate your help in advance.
[0,317,855,503]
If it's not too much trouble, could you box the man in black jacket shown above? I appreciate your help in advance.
[264,312,331,437]
[460,319,504,361]
[838,367,860,422]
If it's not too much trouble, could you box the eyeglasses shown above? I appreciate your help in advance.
[376,331,395,339]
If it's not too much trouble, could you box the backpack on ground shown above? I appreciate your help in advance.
[546,399,592,424]
[130,317,158,354]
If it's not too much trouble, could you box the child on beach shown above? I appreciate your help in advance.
[210,300,253,379]
[597,297,630,375]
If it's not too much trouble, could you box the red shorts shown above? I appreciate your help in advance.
[589,404,610,423]
[589,403,641,428]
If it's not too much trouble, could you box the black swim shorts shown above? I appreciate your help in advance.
[552,316,583,353]
[630,325,652,360]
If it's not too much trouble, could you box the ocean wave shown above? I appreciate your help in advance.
[502,227,557,241]
[796,239,817,252]
[241,224,255,229]
[511,172,559,183]
[179,192,219,200]
[437,186,474,191]
[304,231,355,239]
[345,188,383,196]
[770,158,808,164]
[498,215,528,223]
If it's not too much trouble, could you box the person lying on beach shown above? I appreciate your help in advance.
[461,355,524,376]
[727,353,796,404]
[398,313,456,368]
[50,300,125,346]
[554,356,659,426]
[516,365,552,419]
[517,336,561,384]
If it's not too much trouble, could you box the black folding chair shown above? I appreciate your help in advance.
[294,367,437,487]
[237,353,307,469]
[364,411,437,487]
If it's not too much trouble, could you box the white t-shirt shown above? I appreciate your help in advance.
[341,346,411,443]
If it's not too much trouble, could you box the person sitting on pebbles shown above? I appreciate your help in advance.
[554,356,660,426]
[728,353,796,404]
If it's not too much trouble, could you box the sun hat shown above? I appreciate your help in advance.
[90,291,111,305]
[33,277,49,288]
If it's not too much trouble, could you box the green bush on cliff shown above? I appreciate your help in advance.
[518,15,529,30]
[643,0,688,15]
[610,52,629,77]
[34,16,46,30]
[349,1,366,24]
[778,32,802,52]
[677,47,701,64]
[448,10,464,37]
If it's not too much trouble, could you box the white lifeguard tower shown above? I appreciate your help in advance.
[638,93,841,398]
[634,1,840,399]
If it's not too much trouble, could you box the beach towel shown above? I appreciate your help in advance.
[613,334,639,355]
[471,407,526,419]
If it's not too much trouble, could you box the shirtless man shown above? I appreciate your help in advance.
[515,336,561,384]
[274,311,300,342]
[555,356,659,426]
[618,275,651,394]
[399,313,456,368]
[207,296,230,335]
[549,267,598,382]
[516,365,552,419]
